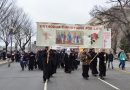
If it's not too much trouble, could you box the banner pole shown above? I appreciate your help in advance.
[47,46,50,64]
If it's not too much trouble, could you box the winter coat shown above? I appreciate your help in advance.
[80,51,91,65]
[119,52,127,61]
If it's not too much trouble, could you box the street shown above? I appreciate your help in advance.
[0,0,130,90]
[0,62,43,90]
[0,61,130,90]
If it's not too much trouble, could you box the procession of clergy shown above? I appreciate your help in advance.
[18,46,112,82]
[37,47,110,82]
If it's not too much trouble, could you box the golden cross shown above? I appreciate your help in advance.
[43,32,49,40]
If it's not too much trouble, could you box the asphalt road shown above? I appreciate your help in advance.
[0,62,130,90]
[0,63,44,90]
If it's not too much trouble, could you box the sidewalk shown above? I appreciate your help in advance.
[113,60,130,72]
[0,60,8,65]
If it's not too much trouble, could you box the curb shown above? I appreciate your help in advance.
[0,60,8,66]
[114,68,130,74]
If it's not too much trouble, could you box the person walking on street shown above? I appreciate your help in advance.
[88,48,98,76]
[98,49,108,80]
[20,52,26,71]
[28,51,35,71]
[43,47,53,82]
[80,48,91,80]
[15,51,20,62]
[118,49,127,70]
[64,50,71,73]
[108,51,114,69]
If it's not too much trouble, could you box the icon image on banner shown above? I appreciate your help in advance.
[56,30,84,45]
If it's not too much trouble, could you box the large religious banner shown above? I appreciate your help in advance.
[36,22,111,48]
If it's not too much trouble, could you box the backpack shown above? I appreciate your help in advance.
[118,52,121,58]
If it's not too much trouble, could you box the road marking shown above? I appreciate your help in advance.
[44,80,48,90]
[98,78,120,90]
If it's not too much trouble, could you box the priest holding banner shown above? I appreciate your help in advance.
[80,48,91,80]
[98,49,108,79]
[88,48,98,76]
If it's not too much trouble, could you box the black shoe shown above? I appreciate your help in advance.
[43,78,46,83]
[93,74,97,77]
[100,77,104,80]
[112,67,114,69]
[83,77,89,80]
[100,76,102,79]
[119,65,120,68]
[85,77,89,80]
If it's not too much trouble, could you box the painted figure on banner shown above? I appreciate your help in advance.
[78,33,82,44]
[63,32,66,44]
[56,31,83,45]
[61,32,64,43]
[77,34,80,44]
[73,32,77,44]
[65,33,68,43]
[67,32,72,44]
[56,32,61,43]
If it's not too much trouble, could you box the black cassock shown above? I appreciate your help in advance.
[28,52,35,70]
[56,52,61,68]
[69,52,75,70]
[64,53,71,73]
[43,50,54,82]
[98,52,108,78]
[74,52,80,69]
[50,51,57,75]
[37,50,44,70]
[15,51,20,62]
[89,51,98,75]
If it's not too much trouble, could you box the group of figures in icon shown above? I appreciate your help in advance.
[56,31,83,45]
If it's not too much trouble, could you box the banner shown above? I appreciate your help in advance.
[36,22,111,48]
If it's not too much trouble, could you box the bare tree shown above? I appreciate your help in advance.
[0,0,34,54]
[111,23,120,53]
[0,0,15,24]
[90,0,130,52]
[14,12,33,51]
[0,0,15,54]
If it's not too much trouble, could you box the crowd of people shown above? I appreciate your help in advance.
[0,47,127,82]
[40,47,81,82]
[2,47,81,82]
